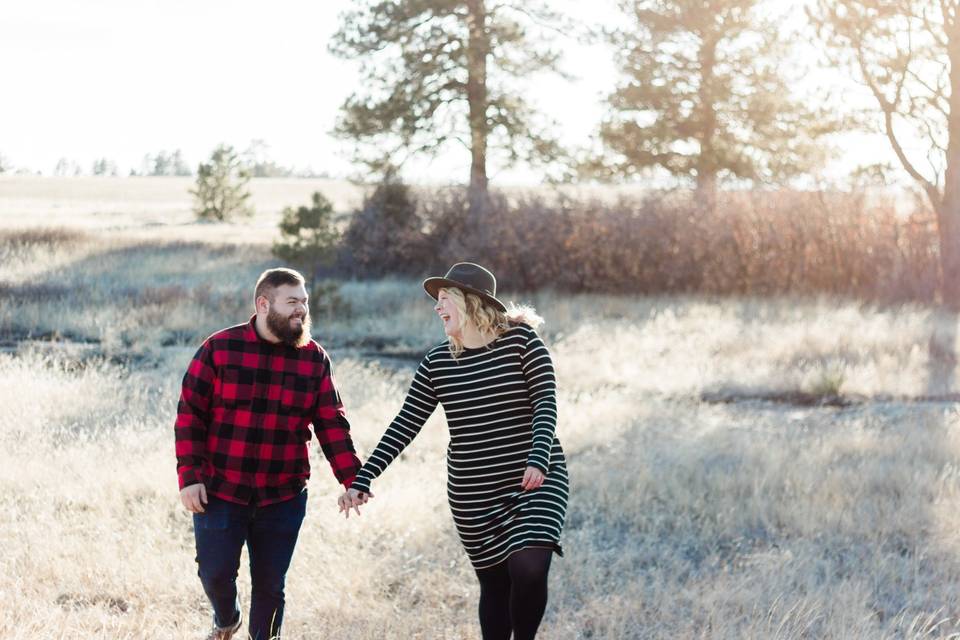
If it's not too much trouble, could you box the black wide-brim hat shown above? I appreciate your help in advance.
[423,262,507,312]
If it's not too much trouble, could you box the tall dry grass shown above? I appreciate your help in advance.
[3,225,957,400]
[4,186,960,638]
[4,303,960,638]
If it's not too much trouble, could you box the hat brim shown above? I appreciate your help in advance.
[423,277,507,313]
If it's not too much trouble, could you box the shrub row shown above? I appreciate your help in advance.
[333,184,940,304]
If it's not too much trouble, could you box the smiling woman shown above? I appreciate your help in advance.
[345,262,569,640]
[435,286,544,359]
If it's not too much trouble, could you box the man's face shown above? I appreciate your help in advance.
[261,283,311,346]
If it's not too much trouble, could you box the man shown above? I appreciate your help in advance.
[175,268,364,640]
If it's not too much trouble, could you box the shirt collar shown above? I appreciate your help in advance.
[246,315,270,344]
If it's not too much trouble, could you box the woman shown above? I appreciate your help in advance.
[342,262,569,640]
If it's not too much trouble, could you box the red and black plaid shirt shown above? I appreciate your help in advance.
[175,316,361,506]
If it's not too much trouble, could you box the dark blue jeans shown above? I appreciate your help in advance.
[193,490,307,640]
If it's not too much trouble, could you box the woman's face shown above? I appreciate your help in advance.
[435,289,462,338]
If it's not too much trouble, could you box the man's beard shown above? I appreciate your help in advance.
[266,307,312,347]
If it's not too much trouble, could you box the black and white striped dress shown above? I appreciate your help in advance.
[350,323,569,569]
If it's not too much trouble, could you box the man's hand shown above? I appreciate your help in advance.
[338,488,373,518]
[520,466,545,491]
[180,483,208,513]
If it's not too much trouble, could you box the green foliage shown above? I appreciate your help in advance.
[191,145,253,221]
[594,0,832,202]
[329,0,568,185]
[273,191,340,278]
[272,191,347,318]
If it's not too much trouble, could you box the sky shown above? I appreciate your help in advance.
[0,0,918,186]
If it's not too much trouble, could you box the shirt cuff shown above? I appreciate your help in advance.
[178,467,203,490]
[525,457,549,475]
[349,475,371,493]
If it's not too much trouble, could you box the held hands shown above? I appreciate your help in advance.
[520,466,545,491]
[333,467,539,520]
[338,487,373,518]
[180,483,208,513]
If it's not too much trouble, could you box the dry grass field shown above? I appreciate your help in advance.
[3,178,960,639]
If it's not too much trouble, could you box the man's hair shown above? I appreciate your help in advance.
[254,268,306,303]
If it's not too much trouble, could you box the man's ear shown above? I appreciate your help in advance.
[255,295,270,314]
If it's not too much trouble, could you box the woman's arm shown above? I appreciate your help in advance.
[349,354,439,494]
[519,326,558,475]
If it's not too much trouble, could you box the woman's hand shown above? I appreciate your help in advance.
[338,488,374,518]
[520,466,545,491]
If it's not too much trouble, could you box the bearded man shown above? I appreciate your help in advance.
[174,267,363,640]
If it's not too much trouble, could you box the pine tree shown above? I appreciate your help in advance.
[272,192,347,317]
[330,0,567,218]
[190,145,253,221]
[596,0,829,211]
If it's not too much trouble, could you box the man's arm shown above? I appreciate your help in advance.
[175,341,215,492]
[313,352,363,489]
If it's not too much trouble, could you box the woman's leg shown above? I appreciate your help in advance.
[507,548,554,640]
[476,561,512,640]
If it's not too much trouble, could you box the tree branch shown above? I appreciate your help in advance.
[855,30,941,206]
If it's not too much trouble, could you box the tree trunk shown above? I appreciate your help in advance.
[466,0,490,221]
[941,15,960,309]
[696,171,717,214]
[696,36,719,215]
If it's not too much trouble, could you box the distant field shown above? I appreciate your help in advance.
[0,176,366,244]
[0,176,655,245]
[3,188,960,638]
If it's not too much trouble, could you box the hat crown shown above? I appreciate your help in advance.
[444,262,497,296]
[422,262,507,312]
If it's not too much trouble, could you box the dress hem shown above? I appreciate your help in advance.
[470,540,563,570]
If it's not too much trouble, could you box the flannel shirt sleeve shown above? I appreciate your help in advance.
[350,355,438,493]
[175,341,215,490]
[313,352,363,489]
[520,326,558,475]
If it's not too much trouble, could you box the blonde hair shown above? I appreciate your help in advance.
[441,287,543,358]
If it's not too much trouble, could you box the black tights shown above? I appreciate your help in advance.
[475,547,553,640]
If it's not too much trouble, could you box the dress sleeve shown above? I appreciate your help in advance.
[350,354,439,493]
[520,327,558,475]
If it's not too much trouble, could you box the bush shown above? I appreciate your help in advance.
[338,176,430,277]
[191,145,253,221]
